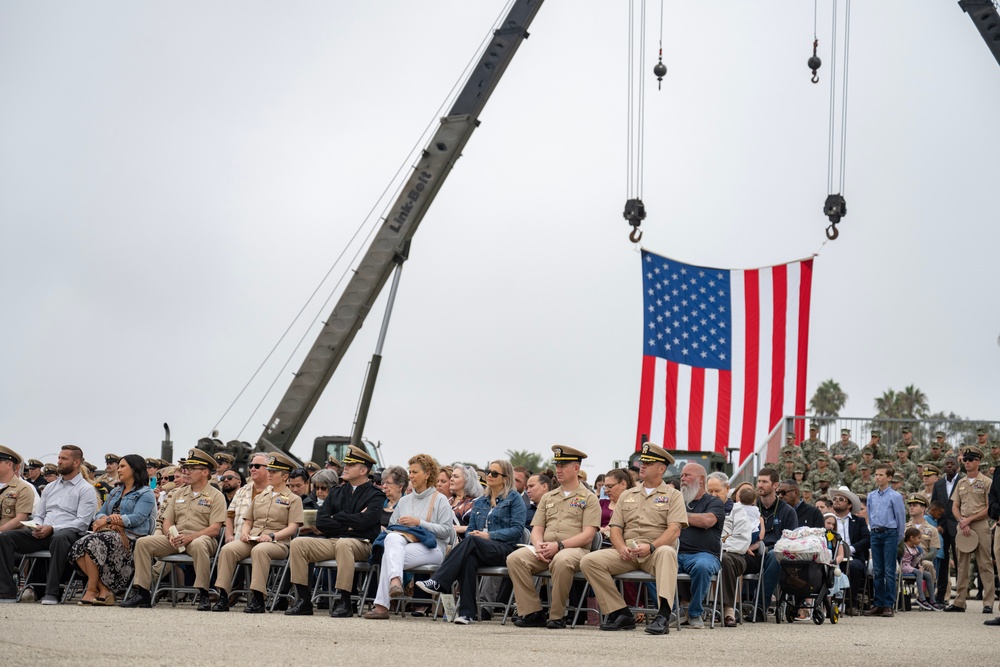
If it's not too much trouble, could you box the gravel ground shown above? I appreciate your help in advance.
[0,598,996,666]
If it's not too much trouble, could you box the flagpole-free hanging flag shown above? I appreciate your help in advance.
[634,250,815,465]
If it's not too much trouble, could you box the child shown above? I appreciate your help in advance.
[901,527,936,610]
[733,483,762,545]
[926,500,948,604]
[824,514,851,598]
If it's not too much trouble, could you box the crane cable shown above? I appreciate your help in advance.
[212,2,518,440]
[823,0,851,240]
[624,0,649,243]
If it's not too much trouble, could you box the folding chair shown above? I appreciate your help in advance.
[474,529,531,625]
[738,544,767,623]
[532,532,603,628]
[15,551,51,602]
[148,527,226,607]
[311,559,377,616]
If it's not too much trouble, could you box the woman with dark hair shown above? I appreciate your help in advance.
[69,454,156,605]
[599,468,635,544]
[416,459,526,624]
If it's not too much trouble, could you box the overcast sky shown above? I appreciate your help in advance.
[2,1,998,477]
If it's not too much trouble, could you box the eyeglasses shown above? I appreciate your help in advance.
[486,470,507,478]
[163,476,175,482]
[314,485,329,491]
[220,475,239,481]
[249,464,266,469]
[776,490,789,496]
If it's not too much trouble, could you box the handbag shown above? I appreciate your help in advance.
[389,496,436,542]
[95,491,131,555]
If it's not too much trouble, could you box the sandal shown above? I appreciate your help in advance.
[389,584,404,598]
[94,593,116,606]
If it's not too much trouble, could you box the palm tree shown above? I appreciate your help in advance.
[897,384,930,420]
[809,379,848,421]
[504,449,551,474]
[874,388,901,419]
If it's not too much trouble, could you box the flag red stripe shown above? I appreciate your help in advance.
[635,355,657,450]
[794,259,814,443]
[664,361,679,449]
[715,370,732,454]
[688,367,705,451]
[769,264,787,429]
[740,270,760,462]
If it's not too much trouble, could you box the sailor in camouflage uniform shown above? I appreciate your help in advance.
[851,462,877,496]
[799,423,828,471]
[894,445,919,484]
[920,432,947,465]
[778,433,804,468]
[895,426,923,461]
[829,429,860,469]
[839,457,860,489]
[809,452,840,493]
[861,430,888,464]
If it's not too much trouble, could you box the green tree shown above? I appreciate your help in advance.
[504,449,551,474]
[874,388,901,419]
[897,384,930,420]
[809,379,848,422]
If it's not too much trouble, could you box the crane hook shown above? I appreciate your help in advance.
[623,198,646,245]
[629,226,643,243]
[808,39,821,84]
[825,223,839,240]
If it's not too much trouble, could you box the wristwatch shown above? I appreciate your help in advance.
[648,542,657,554]
[557,541,565,551]
[269,533,276,541]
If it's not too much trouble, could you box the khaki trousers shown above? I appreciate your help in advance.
[132,534,217,591]
[506,546,588,619]
[288,537,371,592]
[215,541,289,594]
[955,519,996,607]
[580,545,679,614]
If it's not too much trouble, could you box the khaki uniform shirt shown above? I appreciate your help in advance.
[609,483,689,544]
[906,519,940,557]
[243,488,304,542]
[1,476,36,525]
[531,486,600,543]
[164,484,227,533]
[954,474,992,519]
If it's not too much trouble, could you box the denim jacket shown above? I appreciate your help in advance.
[97,485,156,538]
[467,490,526,544]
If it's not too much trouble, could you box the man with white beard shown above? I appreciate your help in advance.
[674,463,725,628]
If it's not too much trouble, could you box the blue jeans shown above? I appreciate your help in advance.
[870,529,898,609]
[677,551,721,618]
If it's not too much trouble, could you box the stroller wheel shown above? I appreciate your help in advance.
[812,608,824,625]
[785,604,796,624]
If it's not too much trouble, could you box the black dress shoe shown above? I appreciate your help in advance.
[982,606,993,614]
[285,598,313,616]
[330,599,354,618]
[211,592,230,612]
[984,617,1000,626]
[513,610,547,628]
[600,612,637,631]
[197,591,212,612]
[119,588,151,609]
[244,592,266,614]
[943,604,965,612]
[546,618,566,629]
[645,614,669,635]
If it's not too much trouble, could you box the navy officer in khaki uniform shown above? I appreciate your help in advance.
[212,451,303,613]
[122,448,226,609]
[945,445,994,613]
[580,443,688,634]
[0,446,37,534]
[507,445,600,629]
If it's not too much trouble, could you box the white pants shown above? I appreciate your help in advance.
[374,532,443,607]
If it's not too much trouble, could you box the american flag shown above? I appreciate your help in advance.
[634,249,814,464]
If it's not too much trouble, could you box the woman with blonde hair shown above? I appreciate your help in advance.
[416,459,525,624]
[364,454,454,619]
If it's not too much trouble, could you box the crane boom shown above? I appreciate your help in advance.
[959,0,1000,66]
[257,0,545,456]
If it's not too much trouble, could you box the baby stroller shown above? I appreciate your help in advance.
[772,527,840,625]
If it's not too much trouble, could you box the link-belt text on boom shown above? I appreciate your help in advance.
[389,170,433,233]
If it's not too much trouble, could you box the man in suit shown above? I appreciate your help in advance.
[780,481,824,529]
[931,456,962,606]
[985,458,1000,626]
[830,488,870,615]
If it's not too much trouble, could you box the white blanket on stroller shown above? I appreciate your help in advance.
[773,527,832,564]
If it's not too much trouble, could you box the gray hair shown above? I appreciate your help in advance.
[707,471,729,487]
[310,469,338,488]
[381,465,408,490]
[454,465,483,499]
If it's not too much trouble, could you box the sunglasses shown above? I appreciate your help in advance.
[163,476,175,482]
[776,490,789,496]
[485,470,507,478]
[248,464,267,469]
[220,475,239,481]
[314,485,329,491]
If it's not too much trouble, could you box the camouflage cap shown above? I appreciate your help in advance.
[841,428,851,435]
[934,431,946,439]
[809,423,820,431]
[871,430,881,438]
[785,432,795,441]
[859,462,872,471]
[800,481,814,492]
[901,426,912,434]
[976,426,988,436]
[891,473,905,483]
[895,444,910,453]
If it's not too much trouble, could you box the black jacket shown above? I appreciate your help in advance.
[794,501,825,529]
[988,466,1000,522]
[759,497,798,548]
[843,513,870,563]
[931,474,964,537]
[315,480,386,542]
